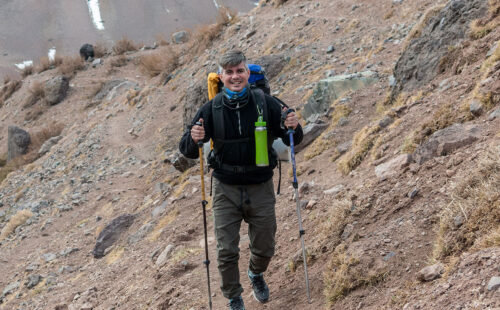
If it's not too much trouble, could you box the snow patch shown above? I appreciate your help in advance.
[48,48,56,61]
[87,0,105,30]
[15,60,33,70]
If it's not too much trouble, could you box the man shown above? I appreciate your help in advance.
[179,50,302,309]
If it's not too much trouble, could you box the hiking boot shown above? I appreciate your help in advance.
[248,269,270,303]
[228,295,245,310]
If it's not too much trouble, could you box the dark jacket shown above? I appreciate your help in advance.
[179,90,303,185]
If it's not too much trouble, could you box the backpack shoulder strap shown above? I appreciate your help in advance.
[251,88,267,124]
[212,93,225,152]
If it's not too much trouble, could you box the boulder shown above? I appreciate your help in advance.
[7,126,30,161]
[393,0,487,92]
[156,244,175,267]
[171,31,189,44]
[417,264,444,282]
[302,71,378,123]
[413,123,480,164]
[165,151,197,173]
[44,75,69,105]
[375,154,413,179]
[294,122,328,152]
[93,214,135,258]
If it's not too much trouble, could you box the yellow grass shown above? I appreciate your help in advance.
[140,47,179,77]
[432,149,500,260]
[59,56,84,77]
[112,37,137,55]
[149,208,179,241]
[337,125,380,174]
[106,246,125,265]
[0,209,33,241]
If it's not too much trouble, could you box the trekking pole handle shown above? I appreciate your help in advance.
[281,108,295,129]
[195,121,204,148]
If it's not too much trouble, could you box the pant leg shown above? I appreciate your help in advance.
[245,179,277,274]
[212,179,244,299]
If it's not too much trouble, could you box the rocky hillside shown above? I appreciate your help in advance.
[0,0,499,309]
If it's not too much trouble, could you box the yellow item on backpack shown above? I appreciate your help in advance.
[207,73,220,100]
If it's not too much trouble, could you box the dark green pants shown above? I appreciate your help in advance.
[212,178,277,299]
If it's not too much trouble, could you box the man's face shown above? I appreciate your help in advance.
[219,62,250,92]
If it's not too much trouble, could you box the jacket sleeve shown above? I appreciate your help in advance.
[267,96,303,146]
[178,101,213,159]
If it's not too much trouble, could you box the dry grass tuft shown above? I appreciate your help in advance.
[23,81,46,108]
[110,55,128,68]
[318,199,351,246]
[337,125,380,174]
[324,244,387,304]
[0,77,22,107]
[21,64,34,77]
[0,209,33,241]
[186,7,236,59]
[35,57,52,73]
[140,47,179,77]
[93,42,108,58]
[112,37,137,55]
[433,149,500,260]
[469,0,500,39]
[58,56,84,77]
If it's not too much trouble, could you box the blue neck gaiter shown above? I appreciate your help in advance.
[223,87,248,100]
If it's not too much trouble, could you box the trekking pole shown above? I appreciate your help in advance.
[196,122,213,310]
[288,127,312,303]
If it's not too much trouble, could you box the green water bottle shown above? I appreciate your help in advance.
[255,116,269,167]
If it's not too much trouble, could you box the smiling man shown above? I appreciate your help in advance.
[179,50,303,310]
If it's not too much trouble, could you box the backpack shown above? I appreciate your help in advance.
[206,64,288,194]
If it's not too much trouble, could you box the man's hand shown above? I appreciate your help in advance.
[191,118,205,143]
[282,107,299,130]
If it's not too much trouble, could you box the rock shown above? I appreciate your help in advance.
[303,71,378,123]
[299,182,311,194]
[244,29,256,39]
[105,81,139,101]
[294,122,328,152]
[156,244,175,267]
[341,223,354,240]
[326,45,335,53]
[43,252,57,262]
[80,303,94,310]
[413,124,480,164]
[393,0,486,92]
[38,135,62,156]
[151,201,168,217]
[375,154,412,179]
[91,58,102,67]
[7,126,30,161]
[336,141,352,155]
[486,41,499,57]
[25,274,42,289]
[128,223,154,244]
[488,106,500,121]
[469,100,483,116]
[388,75,396,87]
[79,43,94,60]
[171,31,189,44]
[324,184,344,195]
[54,305,69,310]
[453,216,464,228]
[2,281,19,297]
[44,75,69,105]
[408,188,419,199]
[417,264,444,282]
[487,276,500,291]
[168,151,197,173]
[378,115,394,128]
[93,214,135,258]
[306,200,317,209]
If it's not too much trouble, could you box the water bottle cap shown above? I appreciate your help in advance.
[255,120,266,127]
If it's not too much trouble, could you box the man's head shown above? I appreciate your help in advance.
[218,50,250,93]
